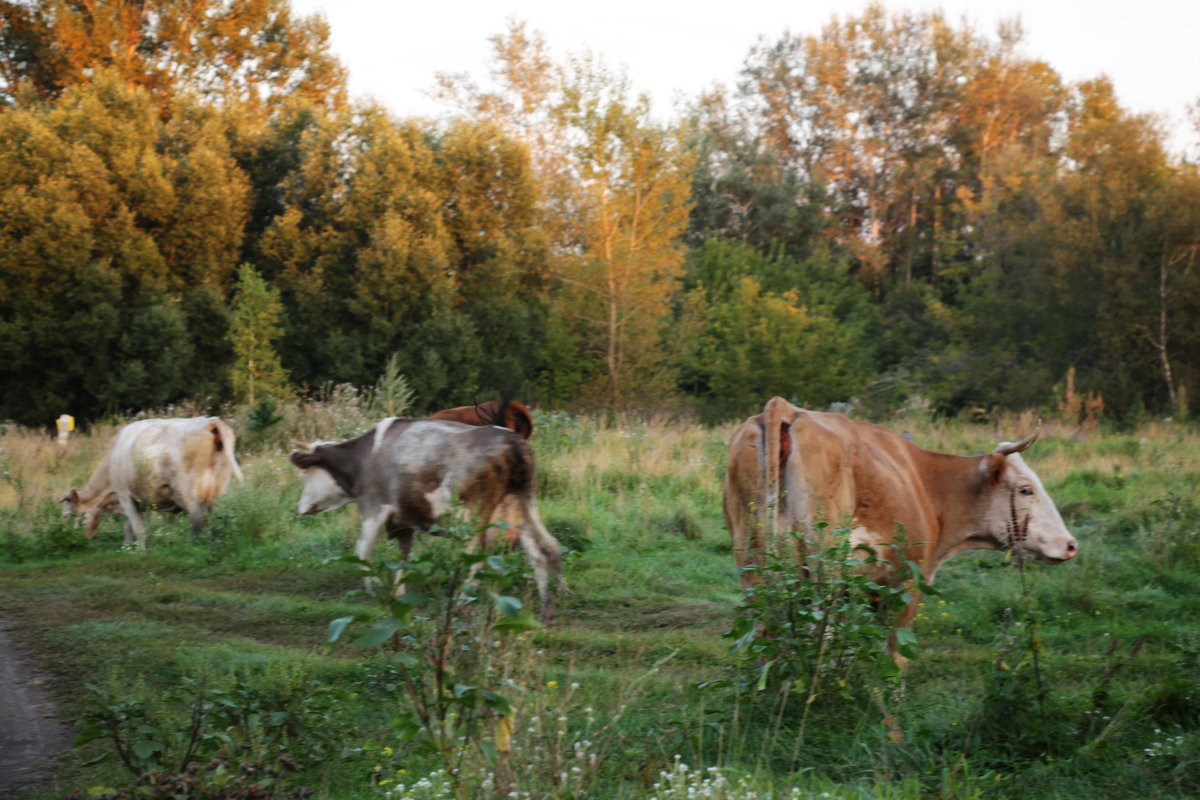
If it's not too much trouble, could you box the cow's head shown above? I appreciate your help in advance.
[56,489,80,514]
[56,489,106,538]
[979,433,1077,563]
[290,445,354,515]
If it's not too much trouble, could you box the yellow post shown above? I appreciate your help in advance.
[56,414,74,445]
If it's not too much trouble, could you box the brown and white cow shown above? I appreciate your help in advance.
[724,397,1077,656]
[289,417,562,622]
[59,417,245,548]
[430,400,534,440]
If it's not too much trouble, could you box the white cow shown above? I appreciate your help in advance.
[59,417,244,548]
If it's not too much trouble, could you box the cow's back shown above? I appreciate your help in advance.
[368,420,534,529]
[111,418,237,507]
[788,411,938,554]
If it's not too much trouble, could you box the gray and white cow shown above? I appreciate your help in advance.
[290,417,562,622]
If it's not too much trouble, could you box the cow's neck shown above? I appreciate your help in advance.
[921,452,1002,576]
[319,433,376,496]
[75,459,116,511]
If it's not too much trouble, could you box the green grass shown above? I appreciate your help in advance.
[1,412,1199,798]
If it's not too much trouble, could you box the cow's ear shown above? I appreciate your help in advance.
[290,451,322,469]
[56,489,79,504]
[982,452,1007,486]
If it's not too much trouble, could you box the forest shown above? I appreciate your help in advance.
[3,0,1199,427]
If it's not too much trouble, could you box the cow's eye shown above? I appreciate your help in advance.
[1019,486,1034,496]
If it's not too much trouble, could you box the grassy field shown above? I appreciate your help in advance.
[1,404,1198,799]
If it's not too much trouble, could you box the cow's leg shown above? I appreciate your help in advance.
[886,591,924,670]
[389,523,415,598]
[357,507,391,595]
[116,494,145,549]
[183,501,208,538]
[512,500,562,625]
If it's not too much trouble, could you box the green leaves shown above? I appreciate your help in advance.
[73,672,350,780]
[717,526,914,722]
[894,627,919,661]
[327,614,363,643]
[324,514,540,789]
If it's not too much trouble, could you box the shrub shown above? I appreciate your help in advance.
[73,667,350,784]
[704,524,920,756]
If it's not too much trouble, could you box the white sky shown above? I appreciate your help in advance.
[290,0,1199,157]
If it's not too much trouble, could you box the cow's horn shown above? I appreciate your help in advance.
[995,431,1039,456]
[292,440,315,451]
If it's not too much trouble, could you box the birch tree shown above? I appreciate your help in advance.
[553,56,694,406]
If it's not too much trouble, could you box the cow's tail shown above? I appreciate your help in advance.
[504,400,534,439]
[209,419,245,484]
[482,398,535,439]
[762,396,794,548]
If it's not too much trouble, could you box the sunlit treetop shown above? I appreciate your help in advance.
[0,0,347,114]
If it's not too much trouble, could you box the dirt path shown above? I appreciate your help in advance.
[0,623,71,792]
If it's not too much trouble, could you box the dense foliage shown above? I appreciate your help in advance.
[1,3,1198,425]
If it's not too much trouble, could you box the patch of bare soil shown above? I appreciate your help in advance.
[0,623,72,792]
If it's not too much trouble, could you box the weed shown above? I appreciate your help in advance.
[328,516,541,797]
[705,524,917,765]
[1148,492,1200,566]
[73,666,349,786]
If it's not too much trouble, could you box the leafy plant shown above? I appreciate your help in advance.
[706,523,922,756]
[74,670,348,782]
[328,516,540,798]
[1149,491,1200,566]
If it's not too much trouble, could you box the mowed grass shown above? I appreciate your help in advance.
[1,410,1199,799]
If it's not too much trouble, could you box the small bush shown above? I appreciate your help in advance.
[73,667,351,781]
[704,524,919,757]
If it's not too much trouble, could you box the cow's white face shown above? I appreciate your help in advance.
[296,466,353,515]
[980,450,1077,563]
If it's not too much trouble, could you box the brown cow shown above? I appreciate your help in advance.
[59,417,244,548]
[430,400,534,440]
[724,397,1077,659]
[290,417,561,622]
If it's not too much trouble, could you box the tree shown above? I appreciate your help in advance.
[436,23,696,408]
[678,240,876,421]
[433,118,551,399]
[229,264,290,403]
[0,0,346,114]
[257,104,499,407]
[552,55,694,407]
[0,75,230,424]
[687,88,827,258]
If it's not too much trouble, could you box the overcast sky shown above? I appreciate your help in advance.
[289,0,1199,157]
